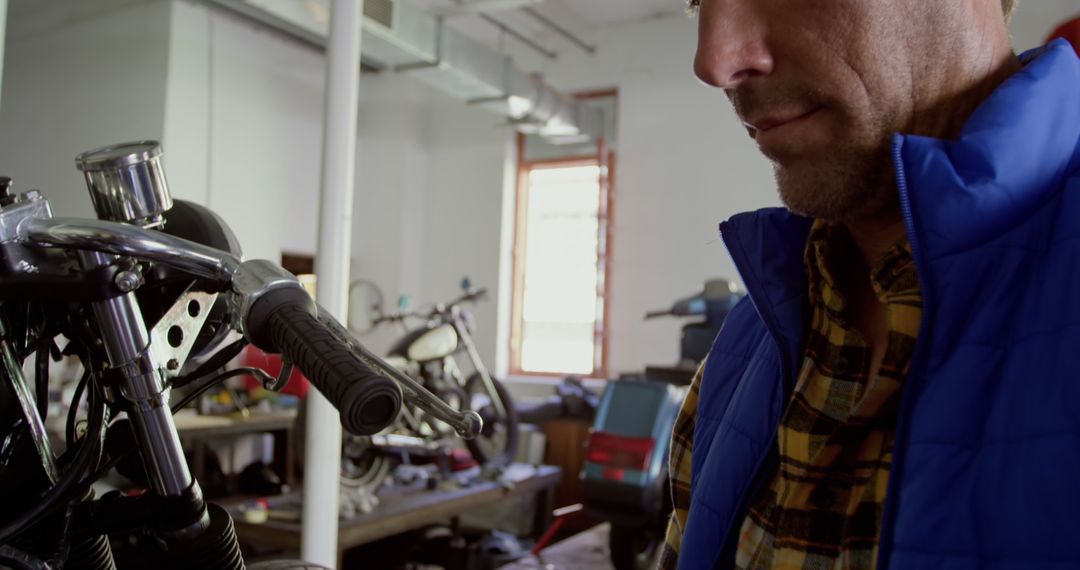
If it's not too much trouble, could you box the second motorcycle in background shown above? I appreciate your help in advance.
[354,278,519,468]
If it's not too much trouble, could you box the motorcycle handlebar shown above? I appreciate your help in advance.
[15,198,481,441]
[371,310,425,326]
[16,218,478,437]
[448,288,488,308]
[245,286,402,436]
[372,288,489,327]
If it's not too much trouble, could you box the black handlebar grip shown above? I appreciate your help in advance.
[247,288,402,435]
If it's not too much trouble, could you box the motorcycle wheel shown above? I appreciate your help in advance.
[341,434,392,490]
[463,374,519,467]
[608,524,662,570]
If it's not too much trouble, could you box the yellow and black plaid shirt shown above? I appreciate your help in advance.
[660,220,922,570]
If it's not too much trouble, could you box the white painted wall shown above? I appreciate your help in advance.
[344,73,434,354]
[162,0,212,207]
[164,0,324,263]
[1011,1,1079,52]
[313,77,515,370]
[0,0,327,265]
[0,0,171,218]
[415,98,514,369]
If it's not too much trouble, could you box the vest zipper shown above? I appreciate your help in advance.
[875,136,934,570]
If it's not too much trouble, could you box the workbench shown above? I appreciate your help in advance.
[174,410,298,489]
[228,463,561,567]
[174,410,297,438]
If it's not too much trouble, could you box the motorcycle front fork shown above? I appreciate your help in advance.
[451,319,507,419]
[79,251,208,541]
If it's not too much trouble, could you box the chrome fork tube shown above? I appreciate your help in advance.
[79,250,195,497]
[452,317,507,419]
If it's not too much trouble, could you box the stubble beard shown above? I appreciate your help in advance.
[731,87,904,225]
[770,132,900,225]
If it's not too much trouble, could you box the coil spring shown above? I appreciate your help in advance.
[163,503,243,570]
[66,534,115,570]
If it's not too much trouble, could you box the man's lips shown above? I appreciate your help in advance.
[743,107,822,139]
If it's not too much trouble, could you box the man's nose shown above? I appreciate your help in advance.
[694,0,774,89]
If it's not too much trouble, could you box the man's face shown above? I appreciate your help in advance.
[695,0,1000,222]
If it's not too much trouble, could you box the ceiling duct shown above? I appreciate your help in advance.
[220,0,601,144]
[467,62,604,143]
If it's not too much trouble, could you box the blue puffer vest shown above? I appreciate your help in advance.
[678,40,1080,570]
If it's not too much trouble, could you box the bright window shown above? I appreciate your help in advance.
[511,158,610,376]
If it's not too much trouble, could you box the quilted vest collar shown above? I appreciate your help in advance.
[721,40,1080,353]
[896,39,1080,259]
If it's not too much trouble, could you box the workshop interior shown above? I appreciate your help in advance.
[0,0,1076,569]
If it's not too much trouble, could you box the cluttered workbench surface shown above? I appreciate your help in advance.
[228,463,561,563]
[173,410,297,437]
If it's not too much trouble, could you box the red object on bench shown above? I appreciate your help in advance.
[243,345,310,398]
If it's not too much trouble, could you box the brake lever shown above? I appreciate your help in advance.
[316,308,482,439]
[263,360,293,392]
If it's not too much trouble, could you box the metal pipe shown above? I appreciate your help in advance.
[19,217,241,281]
[302,0,364,565]
[520,7,596,54]
[0,319,58,485]
[477,13,556,60]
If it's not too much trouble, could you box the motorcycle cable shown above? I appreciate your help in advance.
[23,307,62,420]
[0,380,106,545]
[56,338,248,477]
[34,346,48,420]
[2,333,269,544]
[0,544,50,570]
[65,369,93,450]
[83,366,275,488]
[169,337,247,389]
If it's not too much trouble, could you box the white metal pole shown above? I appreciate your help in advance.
[0,0,8,109]
[303,0,363,566]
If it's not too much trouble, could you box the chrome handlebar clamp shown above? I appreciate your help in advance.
[228,259,310,343]
[0,191,53,244]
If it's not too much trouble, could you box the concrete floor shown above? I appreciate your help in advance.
[500,523,614,570]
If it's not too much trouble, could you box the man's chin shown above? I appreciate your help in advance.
[777,178,866,223]
[772,151,897,222]
[778,185,901,226]
[775,167,848,221]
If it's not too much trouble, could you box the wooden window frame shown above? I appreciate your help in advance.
[508,137,616,380]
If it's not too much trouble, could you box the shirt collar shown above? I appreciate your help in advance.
[804,220,919,321]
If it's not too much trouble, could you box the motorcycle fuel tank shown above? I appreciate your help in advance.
[389,323,459,363]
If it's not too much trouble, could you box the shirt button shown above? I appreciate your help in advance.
[810,486,837,510]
